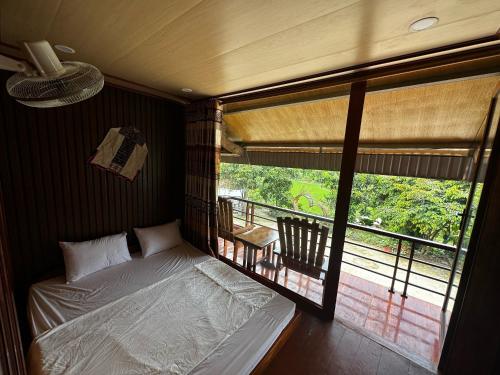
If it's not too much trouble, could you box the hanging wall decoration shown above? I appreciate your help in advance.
[90,127,148,181]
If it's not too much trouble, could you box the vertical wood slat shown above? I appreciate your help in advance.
[0,70,185,347]
[228,201,233,231]
[221,200,228,232]
[57,108,75,238]
[308,223,319,265]
[74,100,90,238]
[3,87,31,284]
[0,92,26,375]
[18,105,40,275]
[91,92,105,237]
[28,109,49,265]
[124,92,134,229]
[292,218,300,259]
[277,217,286,257]
[0,185,26,375]
[217,199,223,230]
[152,98,159,225]
[224,200,229,231]
[116,89,127,231]
[66,107,83,238]
[277,216,329,279]
[245,202,249,225]
[284,218,293,259]
[316,226,329,268]
[217,197,235,238]
[300,219,308,262]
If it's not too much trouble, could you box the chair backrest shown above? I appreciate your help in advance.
[217,197,234,241]
[277,217,329,279]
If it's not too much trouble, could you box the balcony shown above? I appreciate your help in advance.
[218,196,460,368]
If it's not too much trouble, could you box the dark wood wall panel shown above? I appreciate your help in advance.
[0,71,185,343]
[0,185,26,374]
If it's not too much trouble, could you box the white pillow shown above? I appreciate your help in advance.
[60,232,131,283]
[134,221,183,258]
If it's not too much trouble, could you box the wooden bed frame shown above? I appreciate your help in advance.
[26,256,302,375]
[251,310,302,374]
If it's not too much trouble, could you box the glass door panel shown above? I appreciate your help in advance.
[217,84,352,306]
[337,75,500,368]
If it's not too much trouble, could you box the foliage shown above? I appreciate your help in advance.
[376,178,468,243]
[260,168,294,208]
[219,163,295,207]
[290,180,329,215]
[219,163,475,247]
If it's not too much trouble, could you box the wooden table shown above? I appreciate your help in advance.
[235,226,279,272]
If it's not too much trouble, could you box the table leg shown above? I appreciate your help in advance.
[252,247,258,272]
[243,245,247,268]
[247,247,254,271]
[264,245,270,261]
[233,241,239,263]
[274,254,281,283]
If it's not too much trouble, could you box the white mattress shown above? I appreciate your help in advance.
[28,242,295,375]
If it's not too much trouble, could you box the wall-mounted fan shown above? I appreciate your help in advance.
[0,40,104,108]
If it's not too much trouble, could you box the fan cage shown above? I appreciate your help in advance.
[6,61,104,108]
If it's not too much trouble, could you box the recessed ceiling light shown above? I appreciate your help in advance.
[54,44,76,54]
[181,88,193,93]
[410,17,439,32]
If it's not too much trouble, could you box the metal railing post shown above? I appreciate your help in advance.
[401,242,416,298]
[389,239,403,293]
[442,248,462,311]
[223,195,457,302]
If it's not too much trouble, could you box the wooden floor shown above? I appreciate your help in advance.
[220,239,443,370]
[264,310,433,375]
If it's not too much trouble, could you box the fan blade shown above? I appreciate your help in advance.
[0,54,29,73]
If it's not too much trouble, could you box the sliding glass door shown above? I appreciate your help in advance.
[218,83,357,309]
[333,75,500,368]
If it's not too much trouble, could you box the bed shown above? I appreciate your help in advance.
[27,242,297,375]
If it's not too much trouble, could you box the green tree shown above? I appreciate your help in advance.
[219,162,472,246]
[259,167,293,208]
[319,171,340,217]
[219,163,294,207]
[219,163,263,198]
[376,178,469,244]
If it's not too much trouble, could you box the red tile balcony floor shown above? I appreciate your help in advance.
[219,238,446,370]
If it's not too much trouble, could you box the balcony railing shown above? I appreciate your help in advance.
[220,195,461,311]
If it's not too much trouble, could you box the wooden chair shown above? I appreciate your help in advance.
[274,217,329,283]
[217,197,254,262]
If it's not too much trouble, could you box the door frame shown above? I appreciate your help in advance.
[322,81,367,319]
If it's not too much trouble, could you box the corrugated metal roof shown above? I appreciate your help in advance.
[221,75,499,181]
[221,150,487,181]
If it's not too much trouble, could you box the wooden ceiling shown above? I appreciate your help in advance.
[1,0,499,99]
[223,76,500,146]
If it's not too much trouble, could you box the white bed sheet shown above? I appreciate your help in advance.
[28,242,295,375]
